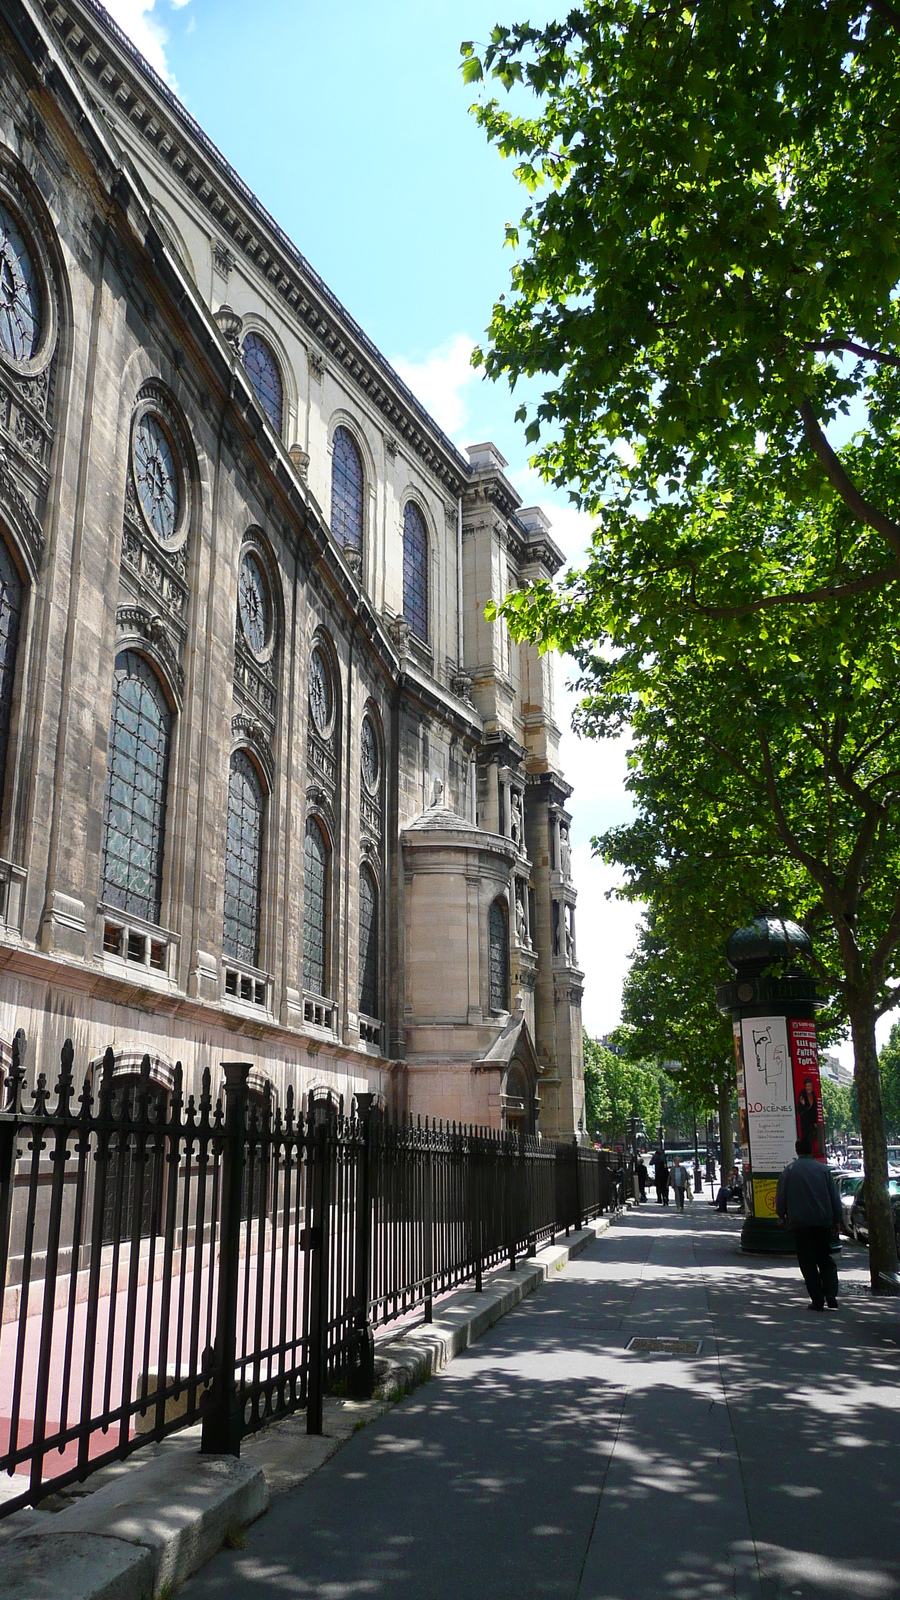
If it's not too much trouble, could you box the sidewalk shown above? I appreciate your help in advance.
[178,1203,900,1600]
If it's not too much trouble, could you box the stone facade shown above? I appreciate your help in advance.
[0,0,585,1136]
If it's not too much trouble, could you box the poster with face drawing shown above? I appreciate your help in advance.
[740,1014,797,1171]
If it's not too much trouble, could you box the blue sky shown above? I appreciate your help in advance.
[102,0,644,1039]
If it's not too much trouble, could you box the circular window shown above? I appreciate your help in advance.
[309,646,333,736]
[133,412,182,543]
[0,199,41,364]
[238,550,271,658]
[361,714,379,792]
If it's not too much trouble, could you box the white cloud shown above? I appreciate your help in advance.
[102,0,189,85]
[392,335,478,441]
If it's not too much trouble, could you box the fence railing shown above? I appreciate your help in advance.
[0,1034,624,1513]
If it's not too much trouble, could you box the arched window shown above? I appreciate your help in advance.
[359,865,378,1019]
[0,539,23,801]
[489,897,509,1013]
[100,651,171,925]
[303,816,329,995]
[331,426,364,555]
[224,750,266,967]
[242,332,284,435]
[101,1071,169,1244]
[402,502,428,641]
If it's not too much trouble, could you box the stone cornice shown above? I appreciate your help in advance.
[39,0,471,496]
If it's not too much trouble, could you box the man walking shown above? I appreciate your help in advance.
[672,1156,690,1211]
[652,1147,669,1205]
[775,1138,842,1310]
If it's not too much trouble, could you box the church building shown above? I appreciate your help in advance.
[0,0,585,1136]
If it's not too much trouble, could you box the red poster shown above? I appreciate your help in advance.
[789,1019,826,1160]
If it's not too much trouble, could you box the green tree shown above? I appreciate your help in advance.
[877,1023,900,1137]
[463,5,900,607]
[583,1032,660,1143]
[464,2,900,1289]
[617,913,738,1172]
[583,1028,611,1138]
[820,1076,856,1143]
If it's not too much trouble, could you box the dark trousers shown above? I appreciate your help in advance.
[795,1226,838,1308]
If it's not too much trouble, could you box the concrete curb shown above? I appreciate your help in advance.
[373,1216,613,1401]
[0,1530,154,1599]
[0,1212,616,1598]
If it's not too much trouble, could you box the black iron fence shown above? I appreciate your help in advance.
[0,1035,624,1514]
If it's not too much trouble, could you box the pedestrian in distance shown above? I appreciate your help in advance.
[652,1147,669,1205]
[672,1156,690,1211]
[775,1137,842,1311]
[636,1153,648,1203]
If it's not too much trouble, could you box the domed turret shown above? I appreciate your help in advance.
[726,914,812,976]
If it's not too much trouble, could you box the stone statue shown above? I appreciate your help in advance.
[515,887,528,947]
[565,905,576,964]
[560,823,572,881]
[510,790,522,849]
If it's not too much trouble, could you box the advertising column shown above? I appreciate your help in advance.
[717,914,821,1252]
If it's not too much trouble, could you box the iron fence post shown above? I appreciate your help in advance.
[573,1137,583,1231]
[307,1093,334,1435]
[348,1094,377,1399]
[201,1060,250,1456]
[473,1133,483,1293]
[423,1130,434,1323]
[0,1029,25,1311]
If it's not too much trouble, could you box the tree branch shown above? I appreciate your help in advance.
[876,985,900,1020]
[686,562,900,619]
[808,337,900,368]
[757,727,838,897]
[799,400,900,562]
[870,877,900,991]
[869,0,900,27]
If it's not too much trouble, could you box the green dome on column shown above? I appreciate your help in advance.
[726,915,812,975]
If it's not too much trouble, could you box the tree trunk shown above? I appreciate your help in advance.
[717,1078,735,1178]
[850,1002,900,1294]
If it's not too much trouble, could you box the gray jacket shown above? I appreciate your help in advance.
[775,1157,841,1229]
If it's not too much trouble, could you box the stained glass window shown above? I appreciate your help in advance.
[309,646,333,735]
[303,816,329,995]
[359,866,378,1019]
[242,332,284,435]
[402,502,428,641]
[489,898,509,1013]
[0,539,23,800]
[331,427,363,554]
[100,651,171,925]
[238,551,270,658]
[0,200,41,362]
[133,413,181,542]
[224,751,265,967]
[361,714,379,793]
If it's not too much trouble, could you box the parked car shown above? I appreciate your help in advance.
[835,1172,865,1235]
[848,1179,900,1245]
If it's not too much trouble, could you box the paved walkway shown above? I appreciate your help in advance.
[180,1205,900,1600]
